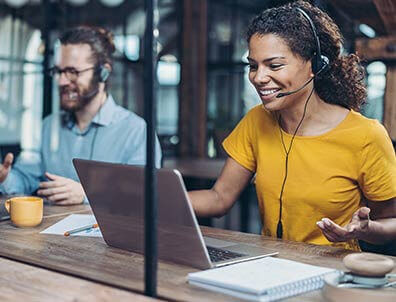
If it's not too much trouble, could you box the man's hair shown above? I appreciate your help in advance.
[59,25,116,70]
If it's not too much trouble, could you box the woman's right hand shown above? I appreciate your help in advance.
[0,153,14,183]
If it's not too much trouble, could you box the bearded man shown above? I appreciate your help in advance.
[0,26,162,205]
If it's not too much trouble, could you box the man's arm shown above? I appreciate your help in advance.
[37,172,85,205]
[188,157,253,218]
[0,153,13,183]
[0,152,43,195]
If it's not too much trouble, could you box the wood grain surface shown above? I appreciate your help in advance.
[0,204,394,302]
[0,254,159,302]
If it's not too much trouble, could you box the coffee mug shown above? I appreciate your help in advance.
[4,196,43,227]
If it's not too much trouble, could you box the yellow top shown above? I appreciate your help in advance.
[223,105,396,251]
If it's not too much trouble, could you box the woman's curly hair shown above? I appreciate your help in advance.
[246,1,366,111]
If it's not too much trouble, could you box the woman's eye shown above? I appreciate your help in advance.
[270,64,283,69]
[248,64,257,70]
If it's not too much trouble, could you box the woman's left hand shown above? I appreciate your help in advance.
[316,207,370,242]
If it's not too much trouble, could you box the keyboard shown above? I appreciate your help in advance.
[207,246,246,263]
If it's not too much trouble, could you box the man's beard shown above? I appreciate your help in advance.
[59,78,99,113]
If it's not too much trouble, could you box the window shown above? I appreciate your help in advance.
[0,15,42,160]
[361,61,386,122]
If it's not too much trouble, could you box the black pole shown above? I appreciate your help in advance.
[144,0,158,297]
[42,0,52,118]
[7,10,16,112]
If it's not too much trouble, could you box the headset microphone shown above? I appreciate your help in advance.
[276,7,329,100]
[276,76,314,98]
[80,86,99,100]
[79,65,110,100]
[275,7,330,239]
[276,55,329,98]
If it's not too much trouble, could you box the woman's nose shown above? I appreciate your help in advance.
[253,67,271,85]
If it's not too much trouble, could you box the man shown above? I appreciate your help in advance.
[0,26,162,205]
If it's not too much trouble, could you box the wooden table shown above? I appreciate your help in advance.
[0,204,160,302]
[0,257,158,302]
[0,204,394,302]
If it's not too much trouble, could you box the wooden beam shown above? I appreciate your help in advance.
[355,35,396,61]
[383,65,396,141]
[373,0,396,34]
[328,0,387,35]
[178,0,207,157]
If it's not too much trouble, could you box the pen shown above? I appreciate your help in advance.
[64,223,98,236]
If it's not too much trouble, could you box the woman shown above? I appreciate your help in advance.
[189,1,396,251]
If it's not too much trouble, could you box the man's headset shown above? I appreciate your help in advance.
[86,65,110,160]
[98,65,110,82]
[276,7,330,239]
[81,65,110,100]
[276,7,329,98]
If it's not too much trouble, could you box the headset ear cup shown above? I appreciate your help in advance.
[317,55,329,74]
[311,54,320,74]
[321,55,329,69]
[312,55,329,75]
[99,66,110,82]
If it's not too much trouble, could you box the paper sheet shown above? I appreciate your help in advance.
[40,214,103,237]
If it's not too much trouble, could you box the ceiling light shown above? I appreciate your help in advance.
[67,0,89,5]
[100,0,124,7]
[4,0,29,8]
[359,24,376,38]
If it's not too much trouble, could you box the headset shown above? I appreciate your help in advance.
[98,65,110,82]
[297,8,329,75]
[79,64,110,102]
[276,7,329,239]
[83,65,110,160]
[59,64,109,160]
[88,65,110,159]
[276,8,329,98]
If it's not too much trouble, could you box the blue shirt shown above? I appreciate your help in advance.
[1,95,162,195]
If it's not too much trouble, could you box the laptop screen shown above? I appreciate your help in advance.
[73,159,212,269]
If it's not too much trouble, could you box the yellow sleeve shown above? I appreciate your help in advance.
[222,110,257,172]
[358,121,396,201]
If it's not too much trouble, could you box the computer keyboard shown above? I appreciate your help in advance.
[207,246,246,262]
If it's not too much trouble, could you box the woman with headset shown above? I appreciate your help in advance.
[189,1,396,251]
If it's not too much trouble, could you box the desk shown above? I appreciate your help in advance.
[0,204,394,302]
[0,205,159,302]
[0,257,157,302]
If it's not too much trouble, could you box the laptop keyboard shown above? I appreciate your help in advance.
[207,246,246,263]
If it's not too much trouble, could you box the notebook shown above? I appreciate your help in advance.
[188,256,339,301]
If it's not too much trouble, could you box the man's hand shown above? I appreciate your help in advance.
[316,207,370,242]
[37,172,85,206]
[0,153,14,183]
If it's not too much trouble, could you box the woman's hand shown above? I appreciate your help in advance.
[316,207,370,242]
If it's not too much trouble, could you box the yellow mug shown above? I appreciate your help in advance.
[4,196,43,227]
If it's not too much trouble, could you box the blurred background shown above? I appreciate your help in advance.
[0,0,394,234]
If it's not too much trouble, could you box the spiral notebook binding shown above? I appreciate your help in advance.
[265,274,332,301]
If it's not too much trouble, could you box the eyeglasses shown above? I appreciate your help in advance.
[48,66,96,82]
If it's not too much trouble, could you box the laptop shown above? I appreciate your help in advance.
[0,199,10,221]
[73,159,277,269]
